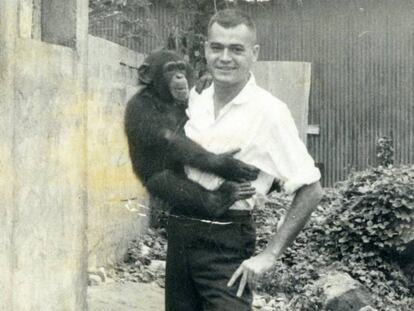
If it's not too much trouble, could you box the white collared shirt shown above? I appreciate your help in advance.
[184,74,321,210]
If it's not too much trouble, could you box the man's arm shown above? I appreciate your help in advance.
[228,181,323,297]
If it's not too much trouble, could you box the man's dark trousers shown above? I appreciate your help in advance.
[165,211,256,311]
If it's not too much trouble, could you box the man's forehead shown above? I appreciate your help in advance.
[208,23,256,44]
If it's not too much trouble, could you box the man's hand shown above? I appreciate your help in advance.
[214,148,260,182]
[226,182,323,298]
[227,252,276,297]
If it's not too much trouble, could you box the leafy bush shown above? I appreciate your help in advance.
[256,165,414,310]
[376,135,394,167]
[330,165,414,254]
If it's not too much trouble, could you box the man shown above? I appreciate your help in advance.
[165,8,323,311]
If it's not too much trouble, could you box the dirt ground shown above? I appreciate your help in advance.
[87,281,263,311]
[87,281,165,311]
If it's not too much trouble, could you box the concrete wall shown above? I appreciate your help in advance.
[0,1,19,308]
[11,38,88,311]
[0,0,89,310]
[0,1,148,310]
[87,35,148,269]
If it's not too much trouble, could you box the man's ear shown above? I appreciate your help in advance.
[138,63,152,85]
[252,44,260,62]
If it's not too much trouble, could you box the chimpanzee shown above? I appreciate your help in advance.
[124,50,259,219]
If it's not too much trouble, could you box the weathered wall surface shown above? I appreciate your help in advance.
[0,1,149,310]
[0,1,18,309]
[87,35,148,269]
[0,1,89,310]
[11,38,88,311]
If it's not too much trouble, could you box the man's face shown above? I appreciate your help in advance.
[205,23,260,88]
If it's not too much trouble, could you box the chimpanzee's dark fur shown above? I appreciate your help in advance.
[124,50,258,219]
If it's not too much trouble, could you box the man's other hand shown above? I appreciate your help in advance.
[227,252,276,297]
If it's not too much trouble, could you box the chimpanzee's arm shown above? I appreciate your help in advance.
[126,94,258,182]
[162,129,259,182]
[145,170,255,219]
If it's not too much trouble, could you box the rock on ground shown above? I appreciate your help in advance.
[317,270,374,311]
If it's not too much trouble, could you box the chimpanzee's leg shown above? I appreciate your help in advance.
[145,170,254,219]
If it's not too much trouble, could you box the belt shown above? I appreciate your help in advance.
[169,209,253,225]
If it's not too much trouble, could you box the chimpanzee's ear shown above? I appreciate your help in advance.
[138,63,152,85]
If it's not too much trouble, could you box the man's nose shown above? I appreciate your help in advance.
[219,48,231,62]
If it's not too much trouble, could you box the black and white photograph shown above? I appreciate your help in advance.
[1,1,413,310]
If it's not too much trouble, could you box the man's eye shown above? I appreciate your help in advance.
[231,47,244,54]
[210,45,222,51]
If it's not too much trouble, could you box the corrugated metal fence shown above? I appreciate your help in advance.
[89,1,414,186]
[242,0,414,186]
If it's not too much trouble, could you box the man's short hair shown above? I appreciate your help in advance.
[208,8,257,41]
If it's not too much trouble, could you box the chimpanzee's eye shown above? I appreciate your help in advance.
[164,62,177,72]
[176,61,187,71]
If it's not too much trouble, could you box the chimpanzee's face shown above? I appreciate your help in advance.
[163,60,190,102]
[138,50,194,104]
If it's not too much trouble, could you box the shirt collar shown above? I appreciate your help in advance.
[229,73,257,106]
[204,72,257,106]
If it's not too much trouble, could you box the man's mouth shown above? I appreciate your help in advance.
[216,67,236,71]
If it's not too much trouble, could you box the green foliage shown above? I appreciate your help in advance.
[256,165,414,310]
[89,0,152,18]
[89,0,257,76]
[89,0,155,43]
[163,0,229,35]
[163,0,233,76]
[331,165,414,254]
[376,135,394,167]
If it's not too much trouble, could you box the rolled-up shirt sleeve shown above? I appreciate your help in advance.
[257,102,321,194]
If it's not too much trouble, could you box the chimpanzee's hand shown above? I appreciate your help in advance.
[195,72,213,94]
[220,181,256,202]
[213,149,260,182]
[208,181,256,218]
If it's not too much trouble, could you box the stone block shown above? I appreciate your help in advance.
[316,270,374,311]
[148,260,166,275]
